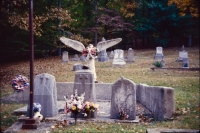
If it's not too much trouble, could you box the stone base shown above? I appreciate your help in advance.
[21,118,37,129]
[146,128,199,133]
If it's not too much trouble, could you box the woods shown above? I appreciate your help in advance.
[0,0,199,61]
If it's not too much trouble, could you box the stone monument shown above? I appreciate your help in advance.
[110,77,136,120]
[154,47,164,61]
[112,49,126,67]
[126,48,134,63]
[60,36,122,82]
[62,51,69,62]
[33,73,58,117]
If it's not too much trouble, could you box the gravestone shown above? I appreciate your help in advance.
[98,49,109,62]
[33,73,58,117]
[73,69,97,118]
[73,54,79,61]
[109,51,114,59]
[177,51,188,61]
[154,47,164,61]
[73,63,83,71]
[110,77,136,120]
[80,55,86,62]
[62,51,69,62]
[182,58,189,68]
[127,48,134,63]
[112,49,126,67]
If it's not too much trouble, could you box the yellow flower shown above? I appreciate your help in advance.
[85,101,90,105]
[71,105,76,110]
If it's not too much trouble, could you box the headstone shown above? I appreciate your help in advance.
[110,77,136,120]
[62,51,69,62]
[160,59,165,67]
[73,54,79,61]
[112,49,126,67]
[80,55,86,62]
[127,48,134,63]
[98,49,109,62]
[182,58,189,68]
[177,51,188,61]
[154,47,164,61]
[73,69,97,118]
[73,63,83,71]
[109,51,114,59]
[33,73,58,117]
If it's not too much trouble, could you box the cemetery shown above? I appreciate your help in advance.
[0,0,199,132]
[0,46,199,133]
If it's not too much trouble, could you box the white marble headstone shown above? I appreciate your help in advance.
[112,49,126,66]
[62,51,69,62]
[127,48,134,63]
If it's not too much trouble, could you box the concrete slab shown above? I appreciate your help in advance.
[146,128,199,133]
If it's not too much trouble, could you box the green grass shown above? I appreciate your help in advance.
[0,46,199,132]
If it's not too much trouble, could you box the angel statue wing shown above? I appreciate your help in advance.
[96,38,122,51]
[60,37,85,52]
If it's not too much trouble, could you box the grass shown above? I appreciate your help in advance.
[0,46,199,132]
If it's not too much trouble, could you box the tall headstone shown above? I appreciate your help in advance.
[98,49,109,62]
[112,49,126,67]
[33,73,58,117]
[127,48,134,63]
[154,47,164,61]
[73,69,97,118]
[110,77,136,120]
[62,51,69,62]
[73,70,96,102]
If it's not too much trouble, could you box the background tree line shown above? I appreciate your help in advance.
[0,0,199,62]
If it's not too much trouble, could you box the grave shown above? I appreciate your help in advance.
[112,49,126,67]
[126,48,134,63]
[72,54,79,61]
[80,55,86,62]
[110,77,136,120]
[182,58,189,68]
[33,73,58,117]
[109,51,114,59]
[98,49,109,62]
[62,51,69,62]
[73,70,96,103]
[154,47,164,61]
[136,84,174,120]
[73,69,97,118]
[73,63,83,71]
[177,51,188,61]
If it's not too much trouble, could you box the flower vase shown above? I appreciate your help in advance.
[86,111,91,119]
[73,112,79,125]
[120,116,126,120]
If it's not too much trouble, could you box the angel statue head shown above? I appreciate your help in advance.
[60,37,122,83]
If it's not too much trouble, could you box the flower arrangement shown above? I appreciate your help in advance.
[82,44,98,57]
[64,89,85,125]
[12,75,29,92]
[82,101,98,118]
[118,108,129,120]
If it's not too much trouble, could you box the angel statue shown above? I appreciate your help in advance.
[60,37,122,83]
